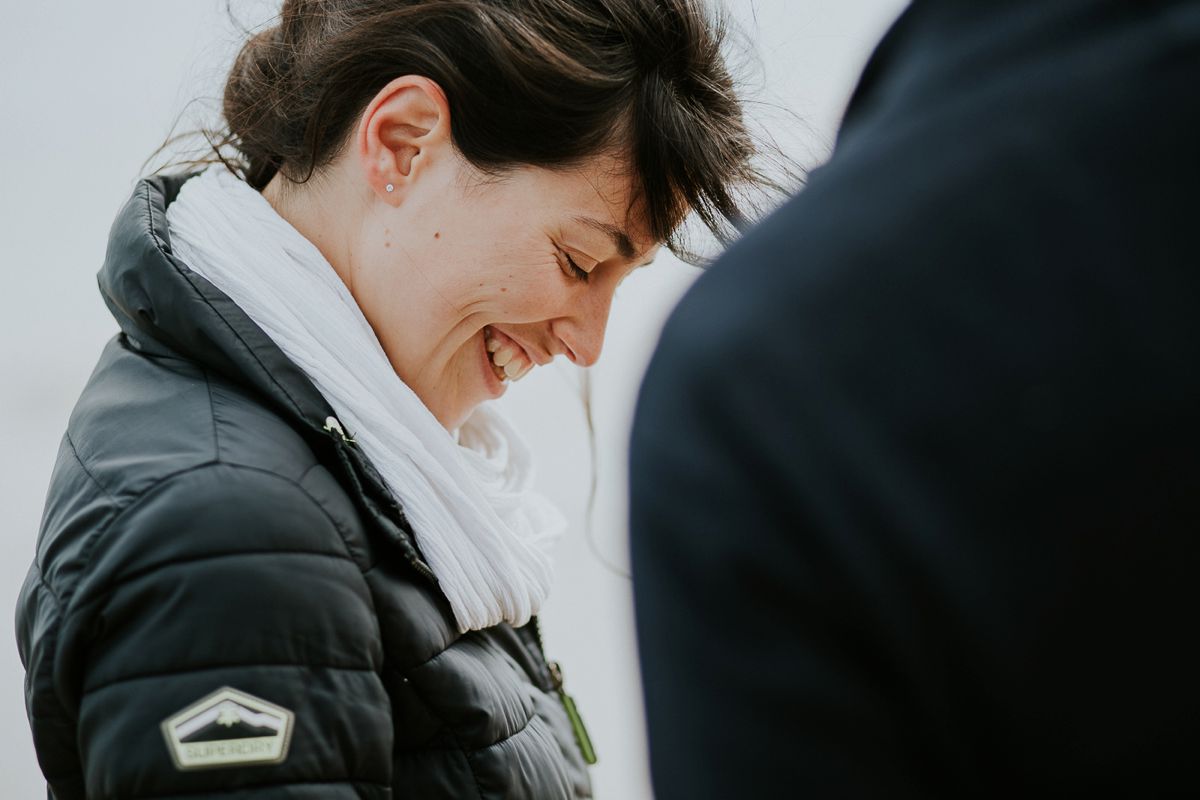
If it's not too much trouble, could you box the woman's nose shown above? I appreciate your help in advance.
[554,285,615,367]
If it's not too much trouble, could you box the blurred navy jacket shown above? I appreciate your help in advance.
[630,0,1200,795]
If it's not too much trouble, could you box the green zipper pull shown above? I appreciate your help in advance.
[548,660,598,765]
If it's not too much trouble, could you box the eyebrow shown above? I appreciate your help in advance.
[573,215,637,261]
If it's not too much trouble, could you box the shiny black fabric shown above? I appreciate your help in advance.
[16,171,593,799]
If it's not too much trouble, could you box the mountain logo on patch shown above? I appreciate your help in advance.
[161,687,295,771]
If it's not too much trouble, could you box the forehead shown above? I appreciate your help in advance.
[508,152,658,253]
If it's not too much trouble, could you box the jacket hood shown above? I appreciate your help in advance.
[96,169,436,580]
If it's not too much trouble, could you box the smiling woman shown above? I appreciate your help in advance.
[255,128,663,429]
[15,1,786,798]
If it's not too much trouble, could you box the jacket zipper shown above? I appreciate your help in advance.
[531,615,598,765]
[322,415,439,585]
[323,416,589,760]
[323,415,356,444]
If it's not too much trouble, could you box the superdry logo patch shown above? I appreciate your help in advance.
[161,687,295,771]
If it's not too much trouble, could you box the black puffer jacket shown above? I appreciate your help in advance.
[15,171,595,800]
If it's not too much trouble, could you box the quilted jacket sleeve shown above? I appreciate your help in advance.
[39,463,392,800]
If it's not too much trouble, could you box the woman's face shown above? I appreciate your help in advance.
[267,76,660,430]
[363,153,659,431]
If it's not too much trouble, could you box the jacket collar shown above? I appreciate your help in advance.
[97,169,437,584]
[98,170,335,430]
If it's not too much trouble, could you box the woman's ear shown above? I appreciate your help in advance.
[357,75,451,203]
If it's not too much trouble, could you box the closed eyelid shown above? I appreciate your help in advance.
[556,246,591,282]
[559,243,599,268]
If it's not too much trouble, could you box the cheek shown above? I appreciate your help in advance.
[477,248,568,313]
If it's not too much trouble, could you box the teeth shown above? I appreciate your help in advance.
[492,345,516,367]
[484,327,533,383]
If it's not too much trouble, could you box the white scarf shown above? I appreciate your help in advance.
[164,164,566,633]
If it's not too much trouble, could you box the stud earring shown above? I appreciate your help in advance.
[385,183,394,193]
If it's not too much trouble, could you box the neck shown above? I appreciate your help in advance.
[260,166,361,297]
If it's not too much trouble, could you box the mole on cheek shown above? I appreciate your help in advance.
[434,231,440,239]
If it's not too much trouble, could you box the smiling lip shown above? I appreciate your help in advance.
[488,327,549,366]
[489,327,530,363]
[478,328,507,397]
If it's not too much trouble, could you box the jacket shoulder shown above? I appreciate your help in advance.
[69,333,323,498]
[72,460,369,612]
[35,334,370,597]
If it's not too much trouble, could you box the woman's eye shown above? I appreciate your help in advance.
[560,250,590,283]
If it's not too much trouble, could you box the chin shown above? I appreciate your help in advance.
[431,401,465,431]
[426,331,507,431]
[435,393,485,432]
[443,409,470,431]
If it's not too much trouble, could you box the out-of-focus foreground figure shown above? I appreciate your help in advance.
[630,0,1200,796]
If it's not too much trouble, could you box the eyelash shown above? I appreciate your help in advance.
[560,249,590,283]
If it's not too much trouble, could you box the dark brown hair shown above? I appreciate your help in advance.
[151,0,793,262]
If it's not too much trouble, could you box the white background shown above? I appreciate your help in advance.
[0,1,905,795]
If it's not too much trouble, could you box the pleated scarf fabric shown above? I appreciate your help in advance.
[165,164,567,633]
